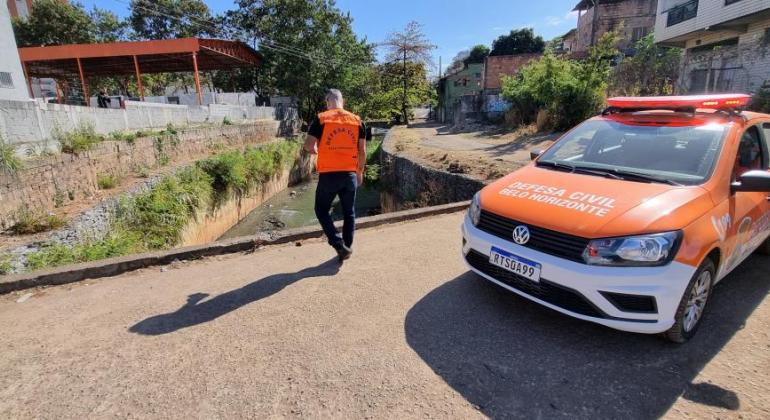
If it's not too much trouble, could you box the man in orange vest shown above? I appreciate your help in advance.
[304,89,367,262]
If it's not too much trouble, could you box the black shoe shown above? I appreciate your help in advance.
[335,245,352,262]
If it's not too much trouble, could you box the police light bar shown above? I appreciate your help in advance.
[606,94,751,111]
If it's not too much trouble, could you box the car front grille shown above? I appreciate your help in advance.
[465,250,604,318]
[477,210,590,263]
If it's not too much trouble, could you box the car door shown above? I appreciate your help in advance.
[722,124,770,274]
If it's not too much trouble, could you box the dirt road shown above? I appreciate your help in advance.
[390,123,560,181]
[1,212,769,419]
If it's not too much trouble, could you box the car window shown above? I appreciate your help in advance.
[733,126,765,179]
[539,119,728,185]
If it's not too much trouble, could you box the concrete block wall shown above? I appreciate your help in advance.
[379,127,484,212]
[0,99,277,153]
[0,120,280,229]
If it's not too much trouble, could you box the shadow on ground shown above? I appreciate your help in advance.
[130,258,340,336]
[405,254,770,419]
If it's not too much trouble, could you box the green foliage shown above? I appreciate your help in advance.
[129,0,215,40]
[97,173,119,190]
[501,31,620,130]
[26,230,143,271]
[228,0,380,121]
[749,81,770,113]
[609,34,682,96]
[9,206,66,235]
[490,28,545,56]
[55,123,104,154]
[353,62,433,122]
[0,137,23,175]
[222,117,233,126]
[0,257,12,275]
[464,45,490,66]
[12,0,125,47]
[163,123,179,136]
[110,131,137,144]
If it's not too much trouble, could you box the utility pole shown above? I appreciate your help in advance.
[590,0,600,47]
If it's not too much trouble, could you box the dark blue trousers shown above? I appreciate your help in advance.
[314,172,357,248]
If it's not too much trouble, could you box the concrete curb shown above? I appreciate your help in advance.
[0,201,470,294]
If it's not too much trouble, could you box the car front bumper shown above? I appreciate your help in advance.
[461,215,696,334]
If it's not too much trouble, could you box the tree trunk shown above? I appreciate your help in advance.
[402,49,409,125]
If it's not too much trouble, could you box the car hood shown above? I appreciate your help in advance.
[480,165,714,238]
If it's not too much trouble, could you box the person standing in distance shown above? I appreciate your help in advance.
[304,89,367,262]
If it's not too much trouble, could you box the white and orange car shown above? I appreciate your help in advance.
[462,94,770,342]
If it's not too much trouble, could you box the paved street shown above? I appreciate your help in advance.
[1,212,769,419]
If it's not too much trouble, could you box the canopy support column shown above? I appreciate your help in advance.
[22,62,33,99]
[133,55,145,101]
[76,57,89,107]
[192,52,203,106]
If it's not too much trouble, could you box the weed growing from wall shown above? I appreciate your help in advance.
[97,173,119,190]
[54,123,104,154]
[0,136,23,175]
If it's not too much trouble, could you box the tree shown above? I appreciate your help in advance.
[445,49,470,76]
[501,31,620,130]
[490,28,545,56]
[129,0,217,40]
[228,0,377,121]
[12,0,96,47]
[91,7,129,43]
[464,44,490,66]
[382,21,436,124]
[609,34,682,96]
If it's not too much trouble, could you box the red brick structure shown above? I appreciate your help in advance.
[573,0,657,54]
[483,53,542,93]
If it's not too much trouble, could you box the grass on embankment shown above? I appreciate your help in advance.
[364,136,383,185]
[15,139,301,273]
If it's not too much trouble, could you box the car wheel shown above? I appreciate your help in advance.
[664,258,715,343]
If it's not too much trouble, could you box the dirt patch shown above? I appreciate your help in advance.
[391,123,560,182]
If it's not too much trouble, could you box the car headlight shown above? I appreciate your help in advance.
[583,231,681,267]
[468,192,481,226]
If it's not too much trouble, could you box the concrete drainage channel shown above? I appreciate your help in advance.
[0,202,469,294]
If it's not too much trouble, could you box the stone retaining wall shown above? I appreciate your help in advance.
[0,120,279,229]
[380,126,484,212]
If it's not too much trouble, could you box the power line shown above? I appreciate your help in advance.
[109,0,358,68]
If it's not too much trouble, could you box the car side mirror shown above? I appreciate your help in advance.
[731,170,770,193]
[530,150,543,161]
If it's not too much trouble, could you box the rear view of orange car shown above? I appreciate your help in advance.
[462,94,770,342]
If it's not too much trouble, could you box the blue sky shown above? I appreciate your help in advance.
[84,0,580,74]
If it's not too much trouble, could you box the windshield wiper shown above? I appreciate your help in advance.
[537,161,623,180]
[608,169,683,186]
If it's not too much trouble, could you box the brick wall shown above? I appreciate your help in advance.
[0,120,279,229]
[483,53,542,92]
[576,0,658,53]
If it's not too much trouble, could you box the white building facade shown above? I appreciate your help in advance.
[655,0,770,94]
[0,1,30,101]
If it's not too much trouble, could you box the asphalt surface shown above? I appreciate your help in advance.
[1,212,769,419]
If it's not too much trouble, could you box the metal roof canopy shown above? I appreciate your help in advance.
[18,38,263,105]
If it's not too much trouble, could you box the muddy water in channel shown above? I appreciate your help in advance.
[219,178,381,240]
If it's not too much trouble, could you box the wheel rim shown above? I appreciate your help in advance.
[684,270,711,333]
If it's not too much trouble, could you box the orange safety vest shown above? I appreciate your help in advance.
[316,109,362,173]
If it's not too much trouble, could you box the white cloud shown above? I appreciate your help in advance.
[544,11,579,27]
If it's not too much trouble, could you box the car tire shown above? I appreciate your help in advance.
[664,258,716,344]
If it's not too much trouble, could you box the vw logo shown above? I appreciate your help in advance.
[512,225,530,245]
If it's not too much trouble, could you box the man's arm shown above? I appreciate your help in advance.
[304,134,318,154]
[304,117,322,154]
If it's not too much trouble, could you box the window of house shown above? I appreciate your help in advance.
[667,0,698,27]
[0,72,13,89]
[725,0,744,5]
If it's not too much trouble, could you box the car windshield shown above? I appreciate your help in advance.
[537,119,729,186]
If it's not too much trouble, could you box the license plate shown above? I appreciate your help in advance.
[489,246,542,282]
